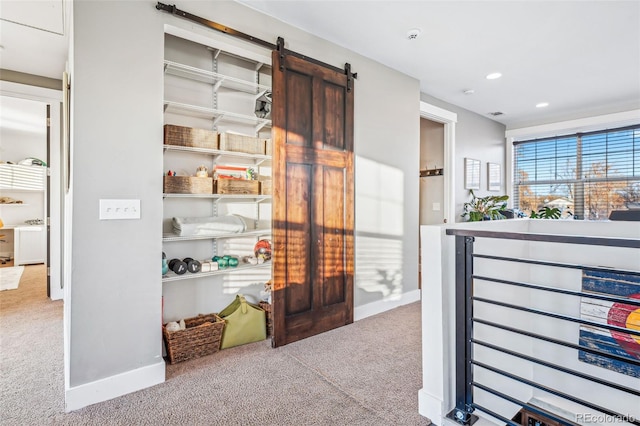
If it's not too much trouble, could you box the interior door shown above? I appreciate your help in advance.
[271,50,355,347]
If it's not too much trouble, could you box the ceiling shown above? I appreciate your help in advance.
[0,0,69,80]
[1,1,639,129]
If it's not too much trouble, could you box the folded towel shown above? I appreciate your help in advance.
[173,214,247,237]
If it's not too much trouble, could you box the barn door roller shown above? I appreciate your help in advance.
[156,2,357,82]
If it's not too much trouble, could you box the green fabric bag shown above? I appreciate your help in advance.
[219,294,267,349]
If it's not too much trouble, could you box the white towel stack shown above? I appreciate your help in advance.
[172,214,247,236]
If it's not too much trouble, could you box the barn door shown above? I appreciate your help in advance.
[271,49,355,347]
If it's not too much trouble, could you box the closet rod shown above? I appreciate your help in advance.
[155,2,357,80]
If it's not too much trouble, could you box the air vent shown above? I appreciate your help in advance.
[488,111,504,116]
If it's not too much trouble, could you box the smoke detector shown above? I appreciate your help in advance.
[406,28,422,40]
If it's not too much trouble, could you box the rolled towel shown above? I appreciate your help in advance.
[173,214,247,237]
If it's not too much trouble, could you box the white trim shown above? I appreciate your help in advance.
[354,289,420,321]
[0,81,61,102]
[419,101,457,224]
[65,361,165,412]
[418,389,445,425]
[420,102,457,124]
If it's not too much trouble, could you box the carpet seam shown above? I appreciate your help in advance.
[285,351,396,423]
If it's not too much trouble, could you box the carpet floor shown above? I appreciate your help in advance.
[0,268,429,425]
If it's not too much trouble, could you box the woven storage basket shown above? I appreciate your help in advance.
[164,124,218,150]
[214,179,260,195]
[260,179,272,195]
[264,139,273,156]
[219,132,267,155]
[163,176,213,194]
[163,313,225,364]
[258,301,273,337]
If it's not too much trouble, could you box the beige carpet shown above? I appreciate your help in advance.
[0,266,24,291]
[1,271,429,426]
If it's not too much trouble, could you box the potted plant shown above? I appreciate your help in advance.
[529,206,562,219]
[461,190,509,222]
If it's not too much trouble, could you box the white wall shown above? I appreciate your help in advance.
[420,219,640,425]
[68,0,420,409]
[420,94,506,219]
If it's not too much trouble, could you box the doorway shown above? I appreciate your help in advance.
[419,118,445,226]
[0,81,63,301]
[418,101,457,287]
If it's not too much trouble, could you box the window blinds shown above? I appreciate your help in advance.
[513,124,640,220]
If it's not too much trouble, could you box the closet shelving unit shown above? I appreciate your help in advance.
[161,35,272,300]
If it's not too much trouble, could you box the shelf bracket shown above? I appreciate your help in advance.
[212,79,224,92]
[212,115,224,127]
[206,47,222,60]
[255,121,269,133]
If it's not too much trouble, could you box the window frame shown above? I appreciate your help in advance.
[505,110,640,219]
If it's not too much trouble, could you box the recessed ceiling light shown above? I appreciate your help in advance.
[536,102,549,108]
[486,72,502,80]
[406,28,422,40]
[463,89,475,95]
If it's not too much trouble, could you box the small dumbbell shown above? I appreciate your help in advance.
[168,258,187,275]
[183,257,201,273]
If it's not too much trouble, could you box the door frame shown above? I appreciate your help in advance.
[0,80,64,301]
[419,101,457,224]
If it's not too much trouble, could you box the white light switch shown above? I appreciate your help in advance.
[99,199,141,220]
[432,202,441,211]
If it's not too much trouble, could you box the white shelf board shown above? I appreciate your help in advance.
[163,101,272,131]
[164,60,271,94]
[163,228,271,242]
[163,193,271,203]
[162,261,271,282]
[163,144,271,165]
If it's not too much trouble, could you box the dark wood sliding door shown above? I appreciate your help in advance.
[271,51,355,347]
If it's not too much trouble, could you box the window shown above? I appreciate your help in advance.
[513,124,640,220]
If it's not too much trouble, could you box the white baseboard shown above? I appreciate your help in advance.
[65,361,165,412]
[354,289,421,321]
[419,388,444,425]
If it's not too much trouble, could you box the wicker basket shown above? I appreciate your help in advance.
[164,124,218,150]
[258,301,273,337]
[260,180,272,195]
[214,179,260,195]
[219,132,267,155]
[163,313,225,364]
[164,176,213,194]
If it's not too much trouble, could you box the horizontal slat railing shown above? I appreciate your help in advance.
[445,228,640,426]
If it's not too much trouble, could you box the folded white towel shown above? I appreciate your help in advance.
[173,214,247,236]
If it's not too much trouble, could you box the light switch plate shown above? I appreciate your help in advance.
[432,202,441,211]
[99,199,141,220]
